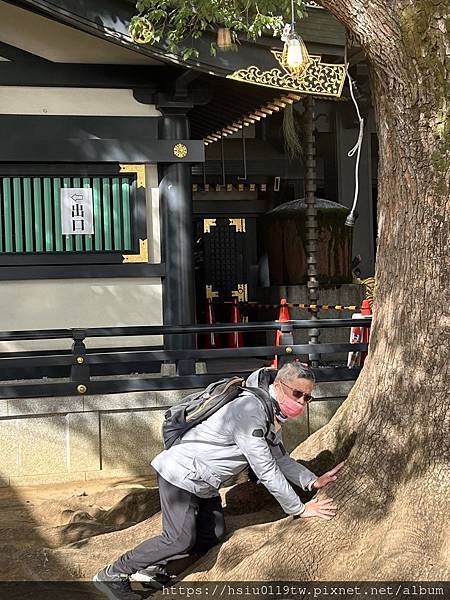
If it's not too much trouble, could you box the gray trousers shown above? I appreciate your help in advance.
[114,475,226,574]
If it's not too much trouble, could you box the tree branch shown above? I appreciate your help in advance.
[316,0,367,30]
[316,0,403,70]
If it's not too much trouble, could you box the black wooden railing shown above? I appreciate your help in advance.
[0,318,371,399]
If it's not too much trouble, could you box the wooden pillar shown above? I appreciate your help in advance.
[158,107,196,373]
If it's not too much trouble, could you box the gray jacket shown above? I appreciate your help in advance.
[151,370,317,515]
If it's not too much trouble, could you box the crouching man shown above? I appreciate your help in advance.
[94,363,344,600]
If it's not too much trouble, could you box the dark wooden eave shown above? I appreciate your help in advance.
[5,0,346,75]
[1,0,348,141]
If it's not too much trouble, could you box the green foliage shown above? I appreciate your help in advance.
[130,1,306,59]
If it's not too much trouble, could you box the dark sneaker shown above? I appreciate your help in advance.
[93,565,142,600]
[130,564,172,590]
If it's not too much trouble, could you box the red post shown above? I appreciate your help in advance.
[347,299,373,368]
[227,298,244,348]
[204,298,221,349]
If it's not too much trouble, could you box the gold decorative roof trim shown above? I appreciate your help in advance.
[227,55,346,98]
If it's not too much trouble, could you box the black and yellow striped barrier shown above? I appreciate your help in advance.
[217,301,362,311]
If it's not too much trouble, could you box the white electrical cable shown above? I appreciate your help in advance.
[345,56,365,226]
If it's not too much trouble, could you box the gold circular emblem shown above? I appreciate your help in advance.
[77,384,87,394]
[131,17,155,45]
[173,143,188,159]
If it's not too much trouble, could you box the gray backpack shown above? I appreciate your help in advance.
[162,376,274,449]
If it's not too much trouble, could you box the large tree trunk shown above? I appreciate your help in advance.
[47,0,449,582]
[185,0,450,580]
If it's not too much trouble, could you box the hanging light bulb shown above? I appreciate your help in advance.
[285,30,309,73]
[281,1,310,76]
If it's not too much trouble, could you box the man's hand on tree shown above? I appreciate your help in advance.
[297,498,337,520]
[312,461,345,490]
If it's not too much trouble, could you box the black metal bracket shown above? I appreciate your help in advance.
[70,330,90,393]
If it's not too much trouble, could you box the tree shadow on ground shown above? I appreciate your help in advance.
[0,475,99,600]
[48,487,162,547]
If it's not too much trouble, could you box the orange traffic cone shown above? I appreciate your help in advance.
[271,298,291,368]
[361,299,372,316]
[227,297,244,348]
[204,298,221,349]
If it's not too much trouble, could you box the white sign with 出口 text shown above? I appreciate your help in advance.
[61,188,94,235]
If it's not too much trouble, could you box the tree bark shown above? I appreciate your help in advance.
[185,0,450,580]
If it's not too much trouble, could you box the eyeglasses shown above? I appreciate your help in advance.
[280,380,313,403]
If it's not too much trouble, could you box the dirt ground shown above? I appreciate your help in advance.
[0,476,156,581]
[0,474,287,583]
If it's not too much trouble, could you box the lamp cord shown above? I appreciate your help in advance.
[345,42,364,224]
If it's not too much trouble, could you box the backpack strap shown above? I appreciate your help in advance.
[245,386,272,416]
[244,387,287,485]
[244,386,285,450]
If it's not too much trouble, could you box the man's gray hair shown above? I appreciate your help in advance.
[275,362,315,383]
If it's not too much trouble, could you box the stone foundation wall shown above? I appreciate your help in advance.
[0,381,354,487]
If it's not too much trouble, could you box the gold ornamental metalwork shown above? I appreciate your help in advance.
[119,164,146,188]
[361,277,375,309]
[122,239,149,263]
[206,285,219,299]
[131,17,155,44]
[227,55,346,98]
[229,218,246,232]
[203,219,216,233]
[173,143,188,159]
[231,283,248,302]
[77,384,87,394]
